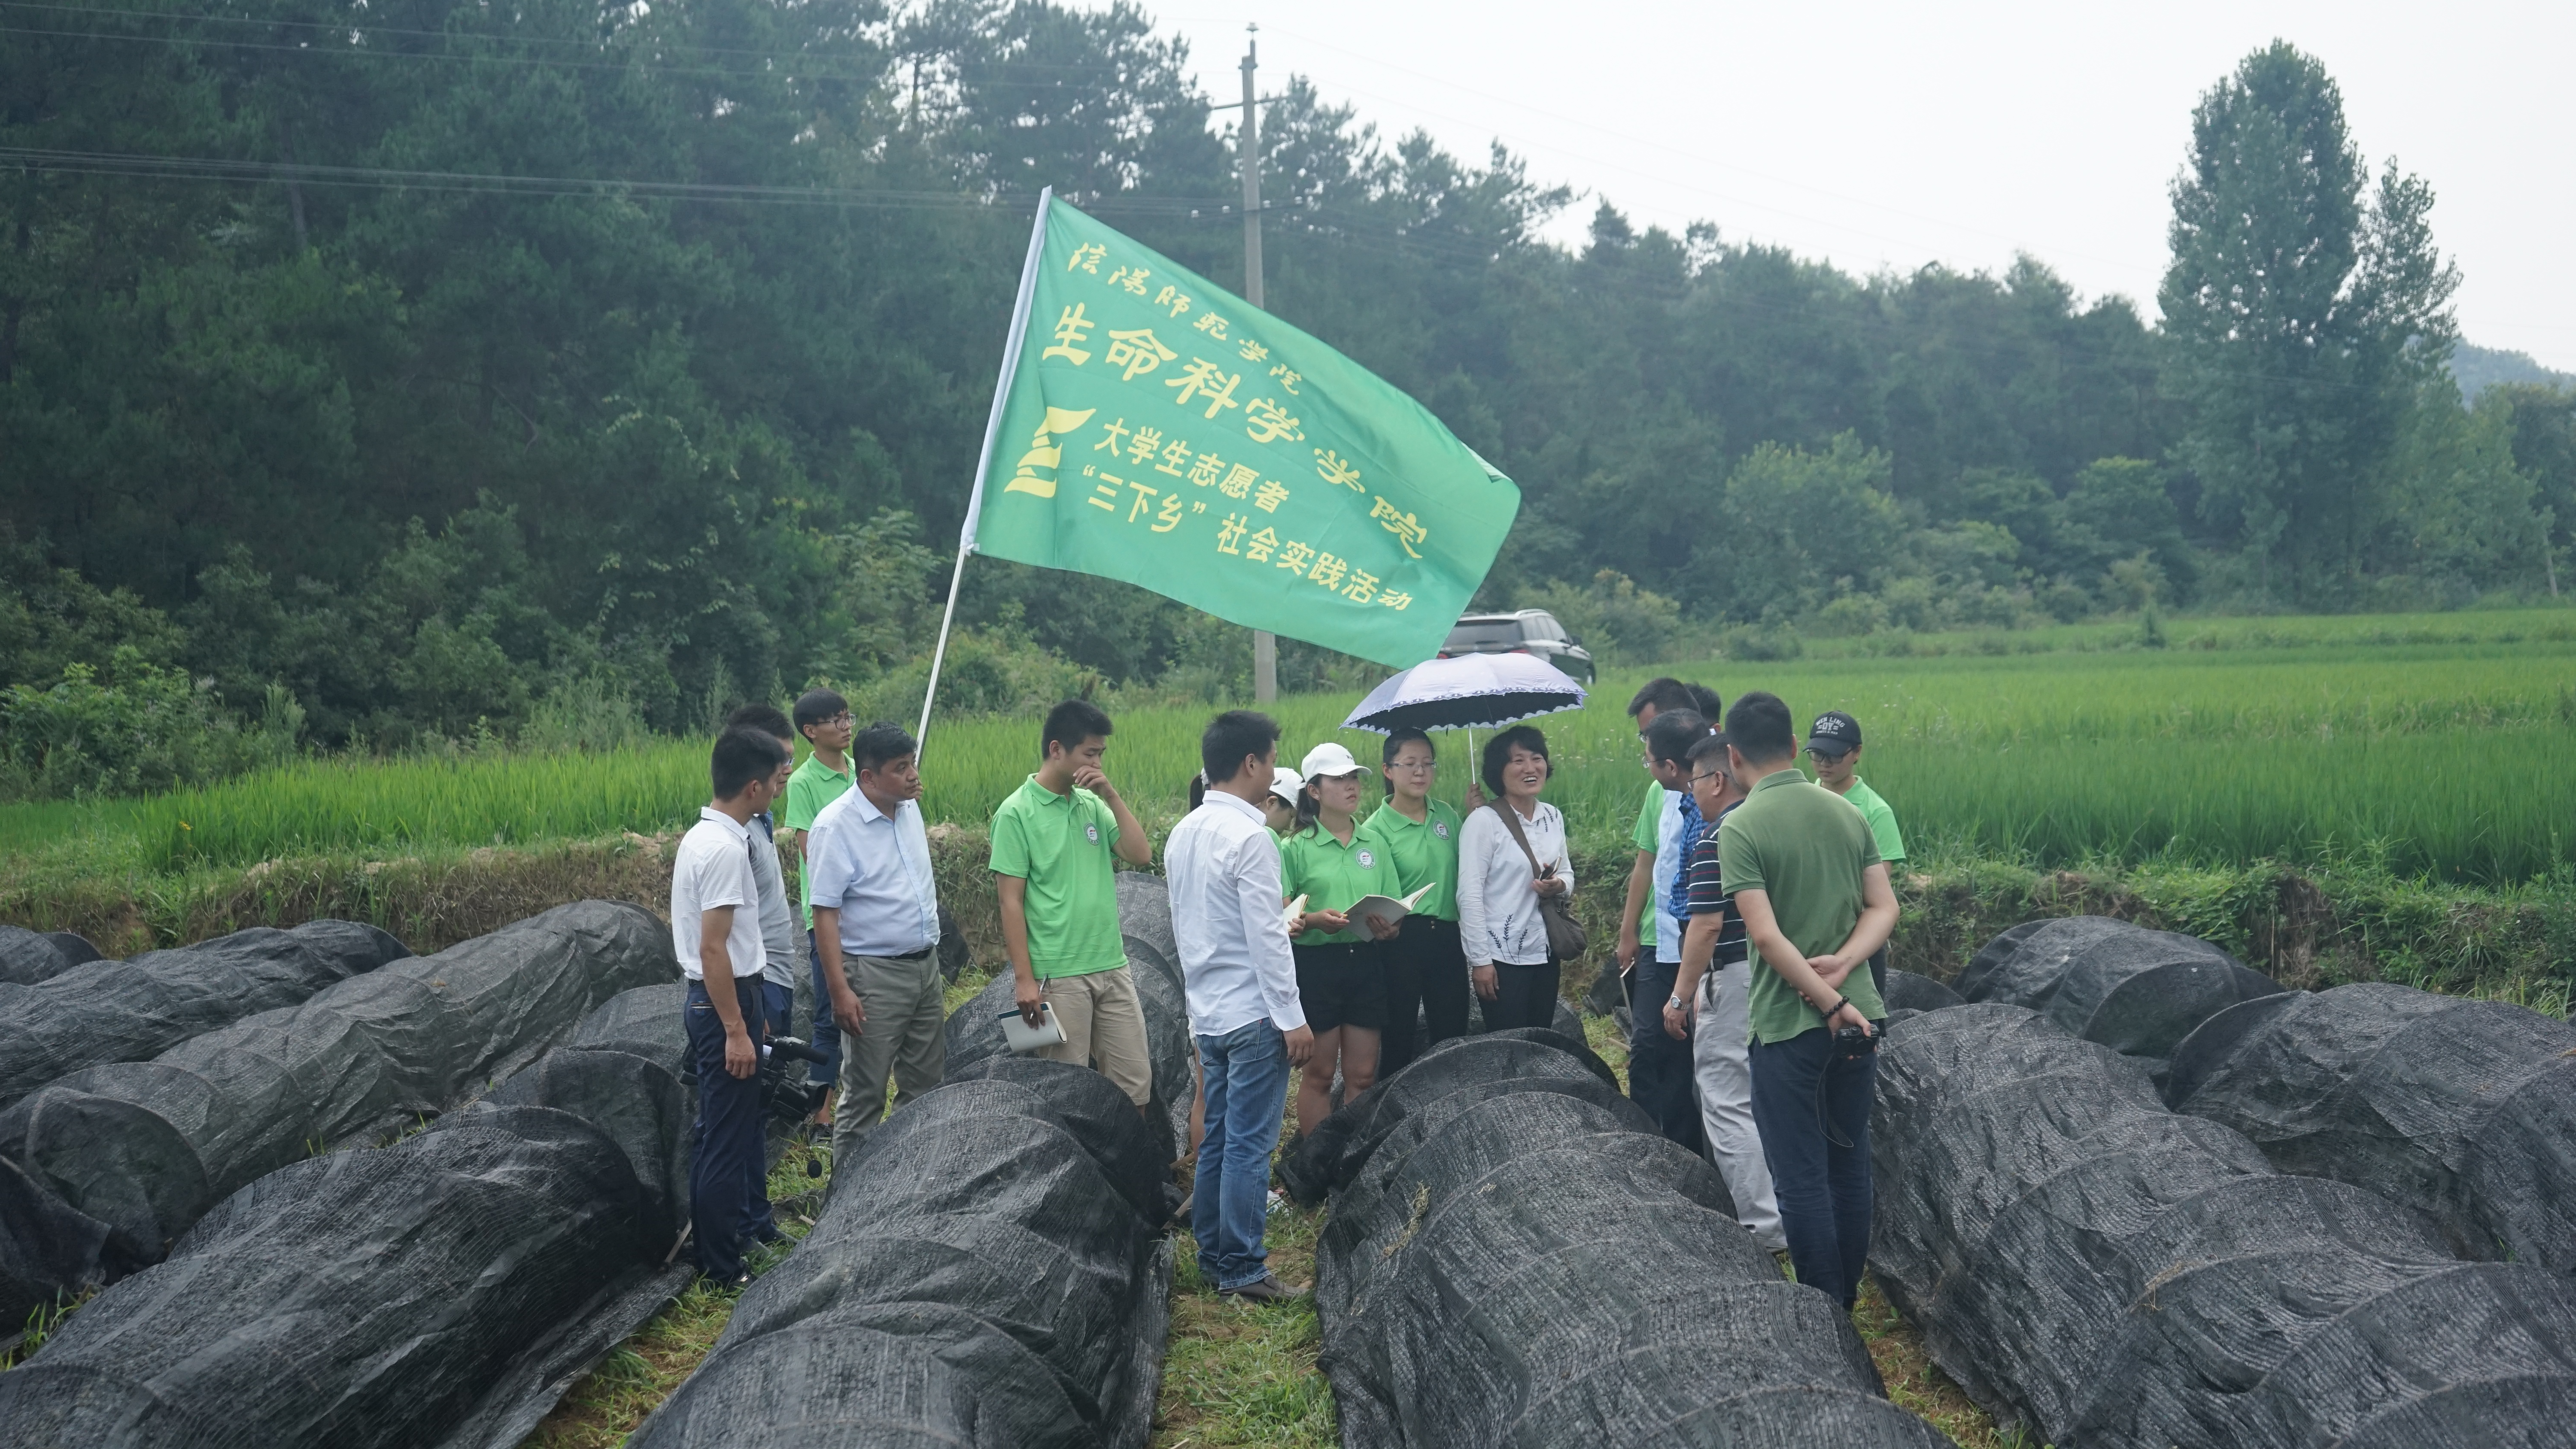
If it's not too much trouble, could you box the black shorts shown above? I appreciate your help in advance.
[1294,941,1388,1034]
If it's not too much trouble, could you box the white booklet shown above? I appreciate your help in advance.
[1281,893,1309,932]
[999,1001,1068,1054]
[1345,882,1436,937]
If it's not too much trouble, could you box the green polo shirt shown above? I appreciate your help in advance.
[988,776,1125,979]
[1718,768,1886,1043]
[1839,777,1906,865]
[1360,798,1463,923]
[783,752,856,930]
[1629,780,1662,950]
[1279,822,1403,946]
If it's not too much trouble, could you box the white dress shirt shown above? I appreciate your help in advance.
[803,785,941,958]
[1165,791,1306,1037]
[1458,799,1575,967]
[672,807,763,983]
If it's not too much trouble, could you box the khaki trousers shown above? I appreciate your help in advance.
[1038,962,1154,1108]
[829,947,948,1166]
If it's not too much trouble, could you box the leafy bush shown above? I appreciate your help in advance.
[1519,570,1689,663]
[0,652,300,802]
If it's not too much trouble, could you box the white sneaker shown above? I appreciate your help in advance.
[1265,1188,1286,1216]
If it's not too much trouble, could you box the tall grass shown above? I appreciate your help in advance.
[29,631,2576,885]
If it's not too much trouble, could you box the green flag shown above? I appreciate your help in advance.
[962,192,1520,669]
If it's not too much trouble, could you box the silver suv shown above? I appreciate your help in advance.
[1437,609,1595,684]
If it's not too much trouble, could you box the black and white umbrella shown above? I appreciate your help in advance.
[1340,653,1588,736]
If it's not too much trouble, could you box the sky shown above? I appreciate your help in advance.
[1133,1,2574,371]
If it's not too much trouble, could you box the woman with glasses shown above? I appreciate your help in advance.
[1360,727,1470,1077]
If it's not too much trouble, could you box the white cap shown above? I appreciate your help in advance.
[1268,765,1305,805]
[1299,741,1373,780]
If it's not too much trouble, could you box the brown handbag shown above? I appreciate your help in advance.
[1488,799,1588,961]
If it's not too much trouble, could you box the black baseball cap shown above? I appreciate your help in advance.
[1805,710,1861,755]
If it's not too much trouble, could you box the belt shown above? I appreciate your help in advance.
[848,943,935,961]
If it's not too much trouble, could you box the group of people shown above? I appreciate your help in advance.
[665,677,1905,1316]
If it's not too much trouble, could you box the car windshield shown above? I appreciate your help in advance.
[1445,618,1524,650]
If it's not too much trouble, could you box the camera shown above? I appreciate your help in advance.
[682,1034,833,1125]
[1832,1022,1879,1060]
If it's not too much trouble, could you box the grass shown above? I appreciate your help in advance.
[10,616,2573,890]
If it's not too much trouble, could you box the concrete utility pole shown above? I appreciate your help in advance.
[1239,27,1278,703]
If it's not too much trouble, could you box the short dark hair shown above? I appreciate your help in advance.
[1042,699,1114,759]
[1724,691,1797,764]
[725,702,794,742]
[1686,684,1724,719]
[851,721,917,776]
[793,688,850,737]
[1685,733,1732,771]
[1627,677,1695,720]
[711,726,791,800]
[1643,708,1710,767]
[1481,724,1552,797]
[1200,709,1279,784]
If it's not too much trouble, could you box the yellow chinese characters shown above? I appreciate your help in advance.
[1105,329,1179,382]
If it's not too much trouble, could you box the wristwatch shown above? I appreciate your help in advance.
[1667,994,1685,1011]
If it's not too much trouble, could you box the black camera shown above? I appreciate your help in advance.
[1832,1023,1879,1060]
[683,1035,832,1125]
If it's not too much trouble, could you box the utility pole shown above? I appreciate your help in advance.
[1239,27,1278,704]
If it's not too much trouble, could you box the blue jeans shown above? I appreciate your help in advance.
[1626,958,1704,1154]
[1194,1019,1292,1291]
[805,929,844,1088]
[1750,1025,1878,1310]
[686,977,767,1279]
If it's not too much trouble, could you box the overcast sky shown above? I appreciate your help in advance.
[1137,1,2573,371]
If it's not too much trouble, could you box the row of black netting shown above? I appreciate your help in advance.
[0,900,672,1325]
[1296,1027,1956,1448]
[0,972,700,1449]
[2165,980,2576,1277]
[629,1055,1177,1449]
[1873,997,2576,1446]
[0,926,103,986]
[0,919,410,1111]
[1950,914,2283,1073]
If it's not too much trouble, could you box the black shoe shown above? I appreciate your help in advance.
[1219,1273,1309,1304]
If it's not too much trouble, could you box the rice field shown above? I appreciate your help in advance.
[12,617,2575,885]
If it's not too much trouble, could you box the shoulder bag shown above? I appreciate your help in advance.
[1487,800,1588,961]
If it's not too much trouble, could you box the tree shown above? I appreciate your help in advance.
[2160,41,2458,601]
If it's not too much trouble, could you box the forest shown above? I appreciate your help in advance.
[3,0,2573,788]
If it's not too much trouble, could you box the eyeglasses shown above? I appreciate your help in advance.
[1688,772,1724,786]
[1388,759,1436,770]
[1806,747,1850,764]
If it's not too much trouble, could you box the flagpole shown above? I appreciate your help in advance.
[917,187,1055,754]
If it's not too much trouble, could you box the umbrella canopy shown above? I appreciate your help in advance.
[1340,653,1588,734]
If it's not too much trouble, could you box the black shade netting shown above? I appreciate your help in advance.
[1871,1002,2576,1447]
[1883,969,1964,1013]
[632,1060,1173,1449]
[0,926,94,987]
[945,874,1194,1163]
[1952,915,2281,1062]
[1312,1036,1953,1449]
[0,900,672,1265]
[2164,981,2576,1274]
[0,919,410,1111]
[0,998,701,1449]
[1278,1027,1617,1205]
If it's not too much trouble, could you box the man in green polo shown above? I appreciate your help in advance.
[991,699,1155,1108]
[782,688,857,1116]
[1804,708,1904,997]
[1718,690,1898,1313]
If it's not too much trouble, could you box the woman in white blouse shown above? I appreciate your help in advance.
[1457,724,1575,1030]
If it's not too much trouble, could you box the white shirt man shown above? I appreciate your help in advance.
[673,806,763,984]
[1166,791,1306,1040]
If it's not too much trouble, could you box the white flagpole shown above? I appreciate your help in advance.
[917,187,1054,755]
